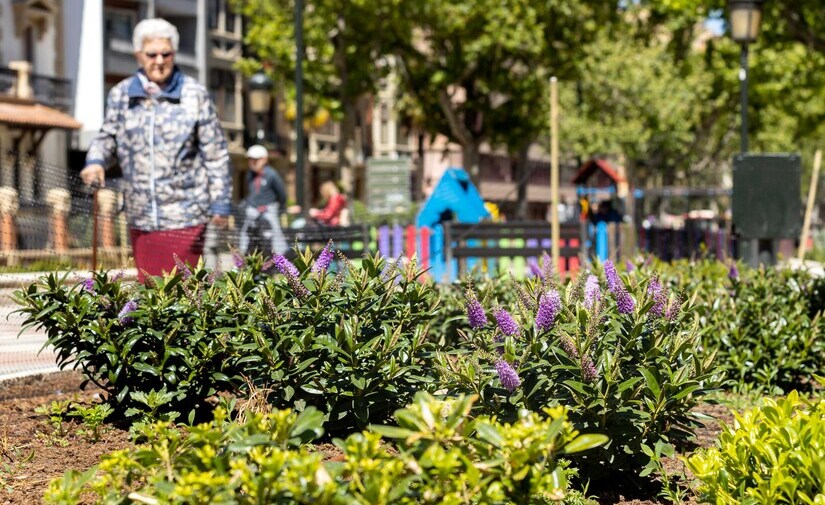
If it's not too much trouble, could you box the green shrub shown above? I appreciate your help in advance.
[652,259,825,393]
[14,268,251,419]
[14,248,441,433]
[232,250,441,435]
[45,392,605,504]
[437,260,722,477]
[686,389,825,504]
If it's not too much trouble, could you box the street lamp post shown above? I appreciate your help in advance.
[728,0,764,154]
[248,71,273,142]
[294,0,305,213]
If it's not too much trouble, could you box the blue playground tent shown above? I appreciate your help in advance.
[416,168,489,280]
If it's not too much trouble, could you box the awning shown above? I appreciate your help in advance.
[0,100,81,130]
[571,158,625,185]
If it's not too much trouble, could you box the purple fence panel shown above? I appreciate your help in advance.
[378,226,391,257]
[392,224,404,258]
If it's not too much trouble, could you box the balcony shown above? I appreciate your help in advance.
[0,66,73,110]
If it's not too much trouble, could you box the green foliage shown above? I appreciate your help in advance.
[14,269,248,420]
[437,263,722,478]
[652,259,825,393]
[34,399,72,439]
[14,248,440,434]
[432,272,525,347]
[69,403,113,442]
[125,387,179,424]
[233,250,440,435]
[640,441,690,503]
[686,390,825,505]
[45,393,603,504]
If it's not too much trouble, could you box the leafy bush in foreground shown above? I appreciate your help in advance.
[437,260,722,477]
[46,393,606,504]
[686,388,825,504]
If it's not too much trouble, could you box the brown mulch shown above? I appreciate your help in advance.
[0,372,737,505]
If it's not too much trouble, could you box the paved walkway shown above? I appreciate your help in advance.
[0,290,58,381]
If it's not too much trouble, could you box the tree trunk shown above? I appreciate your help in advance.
[514,142,531,220]
[338,98,357,199]
[334,13,357,201]
[463,142,481,189]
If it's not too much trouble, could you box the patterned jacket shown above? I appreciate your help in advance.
[85,68,232,231]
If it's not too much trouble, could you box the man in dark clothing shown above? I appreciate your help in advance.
[239,145,288,255]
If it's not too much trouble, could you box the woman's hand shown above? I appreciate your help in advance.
[80,164,105,187]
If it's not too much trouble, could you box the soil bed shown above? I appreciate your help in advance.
[0,372,734,504]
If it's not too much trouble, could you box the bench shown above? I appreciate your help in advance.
[283,224,373,259]
[443,221,582,278]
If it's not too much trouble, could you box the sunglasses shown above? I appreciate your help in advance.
[144,51,174,60]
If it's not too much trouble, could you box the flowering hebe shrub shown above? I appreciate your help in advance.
[15,247,440,431]
[14,269,247,417]
[46,393,606,504]
[651,258,825,393]
[226,249,440,435]
[686,388,825,504]
[436,259,723,476]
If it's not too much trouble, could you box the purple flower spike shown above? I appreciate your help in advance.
[272,254,300,278]
[604,260,620,292]
[466,291,488,329]
[604,260,635,314]
[312,241,335,274]
[495,359,522,393]
[584,275,601,310]
[648,276,667,318]
[493,307,521,337]
[81,278,95,293]
[666,295,682,321]
[528,260,542,279]
[173,254,192,279]
[118,300,138,324]
[232,251,246,269]
[625,260,635,272]
[541,252,554,283]
[728,262,739,281]
[560,336,579,359]
[616,290,636,314]
[535,289,562,331]
[581,354,599,383]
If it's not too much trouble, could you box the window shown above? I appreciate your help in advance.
[104,9,135,44]
[207,0,220,29]
[209,69,236,122]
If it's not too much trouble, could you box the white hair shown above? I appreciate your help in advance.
[133,18,180,52]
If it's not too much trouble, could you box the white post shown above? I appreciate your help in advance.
[75,0,105,149]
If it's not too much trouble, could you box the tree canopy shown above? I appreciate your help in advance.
[233,0,825,194]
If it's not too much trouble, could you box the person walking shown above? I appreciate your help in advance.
[80,18,231,282]
[239,145,288,256]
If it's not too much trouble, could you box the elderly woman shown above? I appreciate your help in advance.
[80,18,231,281]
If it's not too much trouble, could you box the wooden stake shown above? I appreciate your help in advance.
[550,77,560,271]
[798,149,821,261]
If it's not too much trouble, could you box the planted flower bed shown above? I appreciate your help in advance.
[4,250,825,503]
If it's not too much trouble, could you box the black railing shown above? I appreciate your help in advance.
[0,66,73,109]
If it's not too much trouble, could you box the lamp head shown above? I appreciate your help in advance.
[729,0,764,44]
[248,71,273,114]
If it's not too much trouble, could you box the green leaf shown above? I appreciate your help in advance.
[563,434,609,454]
